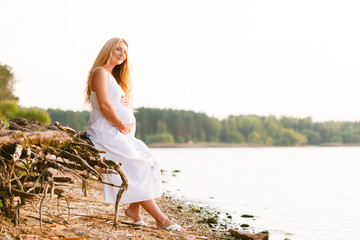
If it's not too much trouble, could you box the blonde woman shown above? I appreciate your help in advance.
[85,37,184,232]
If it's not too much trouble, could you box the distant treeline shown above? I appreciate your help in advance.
[47,109,90,132]
[46,107,360,146]
[3,62,359,146]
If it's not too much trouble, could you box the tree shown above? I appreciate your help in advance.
[248,131,263,144]
[280,116,299,130]
[236,115,264,138]
[341,124,360,143]
[0,64,18,102]
[264,116,282,138]
[302,129,322,145]
[313,122,340,143]
[276,128,307,146]
[0,63,50,124]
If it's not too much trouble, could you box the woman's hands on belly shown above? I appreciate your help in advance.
[119,121,134,135]
[120,95,129,107]
[114,98,135,135]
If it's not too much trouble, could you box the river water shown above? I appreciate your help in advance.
[151,147,360,240]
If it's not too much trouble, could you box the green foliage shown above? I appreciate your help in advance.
[135,108,221,143]
[329,135,343,143]
[0,101,51,124]
[340,124,360,143]
[90,176,99,180]
[220,117,244,143]
[47,109,90,131]
[13,107,51,124]
[0,120,10,129]
[134,108,360,146]
[265,116,282,138]
[0,63,50,124]
[29,107,360,146]
[144,133,175,145]
[264,136,274,146]
[248,131,263,144]
[0,101,18,118]
[0,63,18,102]
[220,129,244,143]
[302,129,322,145]
[0,199,3,208]
[276,128,307,146]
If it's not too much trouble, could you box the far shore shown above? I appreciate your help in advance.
[149,142,360,148]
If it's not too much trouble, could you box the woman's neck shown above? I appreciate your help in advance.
[102,64,115,74]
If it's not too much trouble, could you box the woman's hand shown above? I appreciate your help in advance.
[120,95,129,107]
[120,121,134,135]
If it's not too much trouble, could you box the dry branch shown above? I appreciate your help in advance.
[0,118,128,228]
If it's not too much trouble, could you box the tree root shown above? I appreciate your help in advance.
[0,118,128,227]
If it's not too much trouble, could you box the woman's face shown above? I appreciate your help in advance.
[111,41,127,65]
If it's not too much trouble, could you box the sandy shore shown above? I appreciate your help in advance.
[0,180,247,240]
[149,142,360,148]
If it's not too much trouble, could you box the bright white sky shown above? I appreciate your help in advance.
[0,0,359,122]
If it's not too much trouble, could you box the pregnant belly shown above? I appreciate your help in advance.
[115,106,135,125]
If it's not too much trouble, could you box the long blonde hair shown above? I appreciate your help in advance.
[85,37,132,105]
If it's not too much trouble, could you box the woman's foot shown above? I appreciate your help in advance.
[157,219,186,232]
[125,204,142,222]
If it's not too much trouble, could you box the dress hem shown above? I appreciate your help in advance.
[105,192,163,205]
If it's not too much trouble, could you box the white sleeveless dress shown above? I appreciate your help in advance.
[86,68,162,204]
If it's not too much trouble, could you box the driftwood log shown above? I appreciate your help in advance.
[0,118,128,228]
[228,229,269,240]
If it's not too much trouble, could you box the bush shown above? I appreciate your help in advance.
[0,101,50,124]
[0,101,18,118]
[14,107,51,124]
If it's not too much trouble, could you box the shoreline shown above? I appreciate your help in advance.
[150,142,360,148]
[0,180,258,240]
[162,193,269,235]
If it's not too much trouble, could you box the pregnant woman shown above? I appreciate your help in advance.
[85,37,184,232]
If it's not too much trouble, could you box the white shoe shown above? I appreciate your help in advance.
[133,220,148,226]
[165,224,182,232]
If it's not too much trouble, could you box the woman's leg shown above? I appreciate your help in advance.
[125,202,142,222]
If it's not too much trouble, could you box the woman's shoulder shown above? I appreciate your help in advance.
[92,67,110,81]
[92,66,109,75]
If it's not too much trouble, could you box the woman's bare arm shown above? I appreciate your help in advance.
[91,68,132,134]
